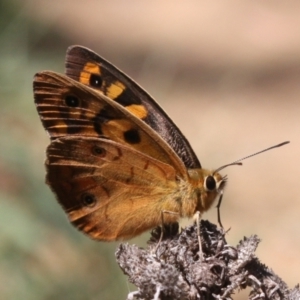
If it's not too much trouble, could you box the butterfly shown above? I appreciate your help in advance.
[33,46,226,241]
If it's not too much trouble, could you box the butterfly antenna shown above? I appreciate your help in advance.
[214,141,290,174]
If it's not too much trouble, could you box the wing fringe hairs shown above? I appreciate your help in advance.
[116,220,300,300]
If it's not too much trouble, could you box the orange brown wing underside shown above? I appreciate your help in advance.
[46,137,182,240]
[34,71,187,177]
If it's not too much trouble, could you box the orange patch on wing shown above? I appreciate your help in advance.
[106,81,126,100]
[102,119,134,142]
[126,104,148,119]
[50,121,69,135]
[79,63,102,85]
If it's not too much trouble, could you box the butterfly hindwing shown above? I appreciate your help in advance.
[46,137,182,240]
[65,45,201,169]
[34,71,187,177]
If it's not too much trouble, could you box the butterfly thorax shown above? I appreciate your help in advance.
[183,168,226,217]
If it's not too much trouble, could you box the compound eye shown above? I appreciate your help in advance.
[205,175,216,191]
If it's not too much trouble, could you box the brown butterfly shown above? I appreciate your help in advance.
[33,46,227,241]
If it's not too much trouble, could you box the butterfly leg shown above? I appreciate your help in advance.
[154,210,179,255]
[216,191,224,228]
[194,211,204,261]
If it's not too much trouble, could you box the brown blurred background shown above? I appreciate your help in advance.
[1,0,299,299]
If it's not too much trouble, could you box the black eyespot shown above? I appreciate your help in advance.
[81,193,96,207]
[205,176,216,191]
[90,74,103,88]
[123,129,141,144]
[92,145,106,157]
[65,95,80,107]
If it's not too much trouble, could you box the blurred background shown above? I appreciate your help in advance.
[1,0,300,299]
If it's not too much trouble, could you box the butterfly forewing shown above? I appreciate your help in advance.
[65,45,201,169]
[34,71,187,177]
[46,137,183,240]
